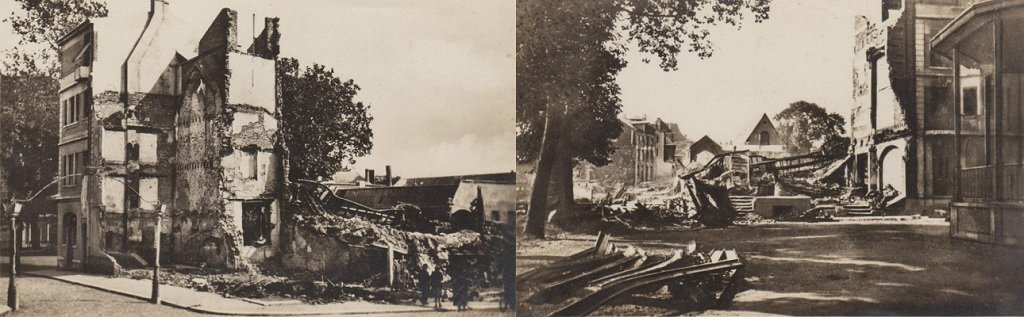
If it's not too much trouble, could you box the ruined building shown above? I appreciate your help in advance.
[574,116,684,192]
[54,0,283,270]
[849,0,976,214]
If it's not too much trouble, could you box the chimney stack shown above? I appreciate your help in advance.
[385,166,392,186]
[368,169,376,185]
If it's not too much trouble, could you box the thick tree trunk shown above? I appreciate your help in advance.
[524,107,563,238]
[549,142,575,212]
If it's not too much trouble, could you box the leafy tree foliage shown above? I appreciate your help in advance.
[1,0,107,200]
[0,75,59,198]
[277,57,373,181]
[518,0,771,237]
[4,0,109,75]
[773,101,847,155]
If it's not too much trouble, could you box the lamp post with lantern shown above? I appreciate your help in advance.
[6,200,23,311]
[152,204,166,304]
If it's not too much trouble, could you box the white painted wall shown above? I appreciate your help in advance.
[139,133,158,164]
[228,52,276,112]
[101,176,125,212]
[451,181,516,217]
[101,130,126,162]
[140,177,159,210]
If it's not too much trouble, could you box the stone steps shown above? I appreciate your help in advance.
[729,196,755,213]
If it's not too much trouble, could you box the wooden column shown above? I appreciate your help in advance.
[993,19,1004,240]
[387,245,395,287]
[993,19,1004,202]
[953,47,962,202]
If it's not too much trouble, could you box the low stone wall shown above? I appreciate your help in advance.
[752,196,813,218]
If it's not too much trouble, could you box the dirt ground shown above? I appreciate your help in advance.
[516,220,1024,316]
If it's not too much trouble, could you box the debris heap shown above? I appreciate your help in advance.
[517,232,744,316]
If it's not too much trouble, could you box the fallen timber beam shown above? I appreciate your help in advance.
[548,258,744,317]
[523,252,626,285]
[531,250,644,303]
[519,232,613,281]
[590,250,683,287]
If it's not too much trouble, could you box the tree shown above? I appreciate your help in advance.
[0,75,59,199]
[277,57,373,181]
[4,0,109,75]
[773,101,847,155]
[518,0,771,238]
[1,0,108,200]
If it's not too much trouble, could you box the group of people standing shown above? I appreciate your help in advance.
[418,263,473,311]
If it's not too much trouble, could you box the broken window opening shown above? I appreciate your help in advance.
[126,142,140,161]
[127,177,140,209]
[242,202,273,246]
[242,147,258,179]
[491,210,501,222]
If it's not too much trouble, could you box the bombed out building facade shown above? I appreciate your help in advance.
[54,1,284,270]
[849,0,975,214]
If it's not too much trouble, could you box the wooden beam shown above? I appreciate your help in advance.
[954,47,962,202]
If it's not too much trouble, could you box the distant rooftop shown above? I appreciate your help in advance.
[404,172,515,186]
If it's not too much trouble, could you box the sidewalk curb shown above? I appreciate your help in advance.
[25,272,495,316]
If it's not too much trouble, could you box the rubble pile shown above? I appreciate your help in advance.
[118,200,513,305]
[775,176,843,198]
[121,266,412,304]
[552,177,738,233]
[516,233,744,316]
[292,204,512,290]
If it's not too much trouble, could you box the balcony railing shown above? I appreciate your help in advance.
[960,166,991,198]
[1003,163,1024,201]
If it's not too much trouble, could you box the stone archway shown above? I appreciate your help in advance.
[878,145,906,196]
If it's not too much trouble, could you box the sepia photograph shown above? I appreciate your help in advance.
[0,0,514,316]
[517,0,1024,316]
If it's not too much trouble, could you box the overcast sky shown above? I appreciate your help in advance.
[1,0,514,179]
[618,0,866,144]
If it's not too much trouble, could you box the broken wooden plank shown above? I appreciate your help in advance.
[548,258,744,317]
[595,231,613,256]
[590,250,683,287]
[531,249,643,303]
[521,253,625,284]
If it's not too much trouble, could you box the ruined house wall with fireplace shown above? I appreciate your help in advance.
[55,2,283,271]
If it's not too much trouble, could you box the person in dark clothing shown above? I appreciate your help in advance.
[430,266,444,309]
[417,264,431,305]
[451,262,469,311]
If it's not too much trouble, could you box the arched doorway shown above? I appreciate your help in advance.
[63,213,77,269]
[878,146,906,196]
[451,209,474,231]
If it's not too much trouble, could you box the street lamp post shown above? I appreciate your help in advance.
[7,201,23,311]
[151,204,166,304]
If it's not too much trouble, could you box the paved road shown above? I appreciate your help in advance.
[0,275,516,317]
[0,276,211,317]
[520,221,1024,316]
